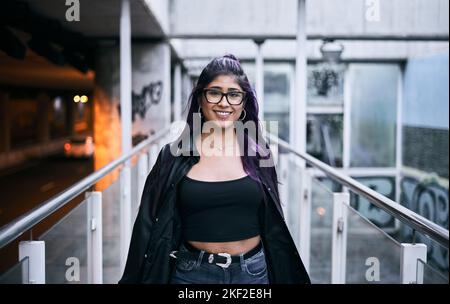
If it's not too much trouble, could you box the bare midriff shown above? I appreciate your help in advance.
[187,235,261,255]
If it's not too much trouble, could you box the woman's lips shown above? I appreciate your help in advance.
[214,110,232,120]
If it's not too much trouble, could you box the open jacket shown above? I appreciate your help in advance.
[118,140,311,284]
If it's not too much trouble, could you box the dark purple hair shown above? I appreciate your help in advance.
[176,54,282,208]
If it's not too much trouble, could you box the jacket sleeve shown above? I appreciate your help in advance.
[118,144,167,284]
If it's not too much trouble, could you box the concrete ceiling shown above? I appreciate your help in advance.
[20,0,165,38]
[0,49,95,90]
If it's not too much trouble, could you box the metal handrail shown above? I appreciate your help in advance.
[1,126,448,250]
[0,126,171,249]
[266,133,449,249]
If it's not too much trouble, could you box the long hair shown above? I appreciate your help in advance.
[175,54,282,209]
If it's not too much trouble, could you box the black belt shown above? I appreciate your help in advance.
[170,241,263,268]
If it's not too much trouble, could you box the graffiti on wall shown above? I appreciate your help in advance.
[349,177,396,228]
[117,81,163,122]
[400,176,449,271]
[349,175,449,272]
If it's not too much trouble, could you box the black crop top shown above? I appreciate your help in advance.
[177,174,263,242]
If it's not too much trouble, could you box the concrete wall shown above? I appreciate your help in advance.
[171,0,449,37]
[171,0,296,36]
[132,43,171,137]
[144,0,170,34]
[174,39,450,62]
[307,0,448,37]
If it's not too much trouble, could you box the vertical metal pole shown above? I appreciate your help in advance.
[137,153,148,209]
[19,241,45,284]
[394,67,404,232]
[86,191,103,284]
[401,243,427,284]
[331,193,349,284]
[343,65,352,170]
[255,39,265,122]
[299,168,311,272]
[278,153,289,226]
[292,0,307,168]
[148,144,159,173]
[119,166,131,274]
[119,0,132,275]
[174,64,182,122]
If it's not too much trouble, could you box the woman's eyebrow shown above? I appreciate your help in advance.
[208,86,240,91]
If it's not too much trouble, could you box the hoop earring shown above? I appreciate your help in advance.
[198,105,203,118]
[239,109,247,121]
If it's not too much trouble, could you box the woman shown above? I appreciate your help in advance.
[119,54,310,284]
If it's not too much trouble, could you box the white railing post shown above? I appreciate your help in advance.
[19,241,45,284]
[298,167,311,272]
[401,243,427,284]
[86,191,103,284]
[148,144,159,174]
[137,153,148,209]
[331,193,349,284]
[119,166,132,274]
[278,153,289,226]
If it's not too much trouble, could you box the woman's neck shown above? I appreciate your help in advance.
[199,127,238,155]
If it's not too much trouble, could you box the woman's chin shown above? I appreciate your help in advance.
[210,119,235,129]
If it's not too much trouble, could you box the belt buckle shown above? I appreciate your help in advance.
[215,253,232,268]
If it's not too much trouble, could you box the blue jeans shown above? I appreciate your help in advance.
[170,242,269,284]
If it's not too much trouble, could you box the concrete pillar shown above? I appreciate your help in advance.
[163,43,171,128]
[292,0,307,167]
[0,91,10,153]
[174,63,182,122]
[93,45,122,191]
[37,92,50,143]
[254,39,265,122]
[182,69,193,120]
[120,0,132,157]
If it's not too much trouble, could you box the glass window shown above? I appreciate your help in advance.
[307,63,345,106]
[307,114,343,167]
[242,62,293,142]
[348,64,399,167]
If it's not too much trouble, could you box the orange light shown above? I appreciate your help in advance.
[64,143,71,151]
[73,95,80,103]
[316,207,326,217]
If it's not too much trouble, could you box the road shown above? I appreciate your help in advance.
[0,154,94,228]
[0,154,94,274]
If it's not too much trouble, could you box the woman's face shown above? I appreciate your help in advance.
[200,74,245,130]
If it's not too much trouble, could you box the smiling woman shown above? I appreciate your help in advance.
[199,74,247,129]
[119,54,310,284]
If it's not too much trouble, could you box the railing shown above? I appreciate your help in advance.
[269,133,449,284]
[0,125,173,283]
[0,123,448,284]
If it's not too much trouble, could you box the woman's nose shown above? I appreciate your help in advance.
[218,94,230,106]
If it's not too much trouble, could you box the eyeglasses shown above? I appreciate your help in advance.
[203,89,246,105]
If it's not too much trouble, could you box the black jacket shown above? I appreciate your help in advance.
[118,140,311,284]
